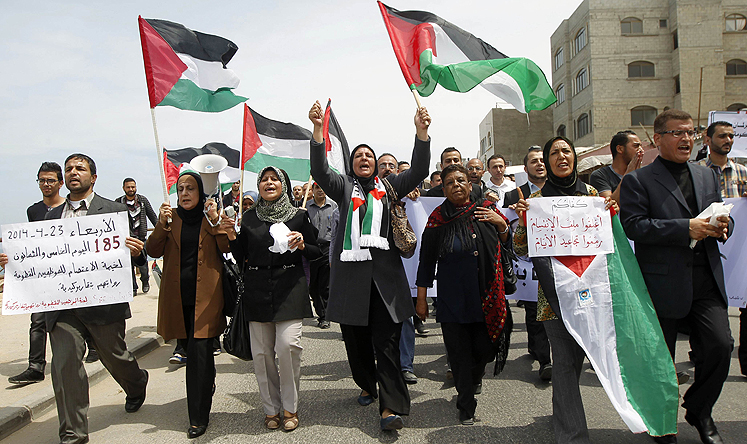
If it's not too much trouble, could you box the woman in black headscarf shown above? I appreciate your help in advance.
[513,136,616,444]
[307,101,431,431]
[221,166,320,432]
[415,164,512,425]
[146,171,230,439]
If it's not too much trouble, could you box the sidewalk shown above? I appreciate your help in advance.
[0,274,163,440]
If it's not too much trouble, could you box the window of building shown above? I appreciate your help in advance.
[726,59,747,75]
[672,30,678,49]
[575,68,589,94]
[628,61,655,78]
[727,103,747,111]
[631,106,657,126]
[577,113,590,139]
[556,84,565,105]
[574,27,587,54]
[555,48,565,70]
[621,17,643,34]
[725,13,747,31]
[674,75,681,94]
[487,131,492,146]
[557,125,566,137]
[659,19,668,28]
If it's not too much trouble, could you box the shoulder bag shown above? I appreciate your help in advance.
[382,178,417,258]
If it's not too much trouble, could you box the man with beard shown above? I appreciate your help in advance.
[222,180,241,209]
[590,130,645,206]
[292,185,305,207]
[116,178,158,295]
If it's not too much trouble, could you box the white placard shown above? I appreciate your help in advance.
[721,198,747,308]
[2,212,133,315]
[708,110,747,158]
[403,197,445,298]
[525,196,613,257]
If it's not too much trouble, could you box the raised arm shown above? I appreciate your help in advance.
[308,100,345,204]
[388,107,431,197]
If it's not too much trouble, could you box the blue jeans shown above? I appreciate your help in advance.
[399,317,415,372]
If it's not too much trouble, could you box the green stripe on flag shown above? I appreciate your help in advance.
[343,204,354,251]
[361,193,375,234]
[160,78,247,112]
[608,215,679,436]
[244,152,311,182]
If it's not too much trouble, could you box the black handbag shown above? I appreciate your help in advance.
[222,259,253,360]
[222,257,242,317]
[501,238,518,295]
[382,178,417,258]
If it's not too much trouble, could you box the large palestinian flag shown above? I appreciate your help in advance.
[138,17,247,112]
[377,2,555,113]
[533,215,679,437]
[163,143,242,194]
[242,105,347,182]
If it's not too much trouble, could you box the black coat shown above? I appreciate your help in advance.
[44,194,146,330]
[620,158,734,319]
[502,183,532,208]
[229,209,320,322]
[310,136,430,326]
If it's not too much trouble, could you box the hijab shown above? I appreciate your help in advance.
[253,166,298,224]
[175,171,207,226]
[541,136,589,197]
[349,144,378,193]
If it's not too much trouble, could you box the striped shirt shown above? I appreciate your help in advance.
[697,158,747,198]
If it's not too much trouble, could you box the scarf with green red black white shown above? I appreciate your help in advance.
[341,177,390,261]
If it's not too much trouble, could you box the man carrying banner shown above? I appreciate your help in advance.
[621,110,734,444]
[2,153,150,444]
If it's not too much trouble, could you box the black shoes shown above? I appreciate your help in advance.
[652,434,677,443]
[141,282,150,293]
[685,413,724,444]
[125,370,148,413]
[676,371,690,385]
[357,391,375,406]
[188,425,207,439]
[402,370,418,385]
[415,324,430,337]
[84,349,99,364]
[318,320,331,329]
[380,414,403,431]
[539,363,553,381]
[8,368,44,385]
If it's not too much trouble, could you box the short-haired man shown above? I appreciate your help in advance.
[7,162,66,385]
[425,148,463,197]
[698,120,747,378]
[429,171,442,188]
[589,131,644,206]
[222,180,241,209]
[1,154,150,444]
[503,146,546,207]
[621,110,734,444]
[292,185,304,207]
[466,158,486,189]
[485,154,516,207]
[397,161,411,173]
[116,178,158,295]
[378,153,398,179]
[306,182,338,329]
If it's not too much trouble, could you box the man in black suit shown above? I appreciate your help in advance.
[1,154,150,444]
[620,110,733,444]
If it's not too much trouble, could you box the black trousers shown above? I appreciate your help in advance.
[441,322,494,420]
[130,257,149,291]
[739,308,747,375]
[658,266,733,420]
[181,305,216,427]
[340,283,410,416]
[28,312,48,372]
[309,256,330,322]
[524,301,551,366]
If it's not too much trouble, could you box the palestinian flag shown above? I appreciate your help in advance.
[242,105,347,182]
[163,143,242,194]
[322,99,351,176]
[533,215,679,437]
[138,16,247,112]
[377,2,555,113]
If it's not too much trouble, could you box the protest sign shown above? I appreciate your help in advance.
[722,198,747,308]
[525,196,613,257]
[708,111,747,158]
[2,212,133,315]
[403,197,445,298]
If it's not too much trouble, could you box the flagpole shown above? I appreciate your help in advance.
[301,174,313,208]
[150,107,172,223]
[411,89,422,108]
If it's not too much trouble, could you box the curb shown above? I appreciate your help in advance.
[0,332,164,441]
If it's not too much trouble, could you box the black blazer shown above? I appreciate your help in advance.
[620,158,734,319]
[44,194,145,329]
[502,183,532,208]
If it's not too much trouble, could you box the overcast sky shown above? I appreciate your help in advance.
[0,0,583,225]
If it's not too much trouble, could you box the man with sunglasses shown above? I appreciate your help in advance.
[621,110,734,444]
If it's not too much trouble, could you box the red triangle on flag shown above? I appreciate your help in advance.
[352,197,365,211]
[138,17,187,108]
[370,189,386,200]
[556,255,595,278]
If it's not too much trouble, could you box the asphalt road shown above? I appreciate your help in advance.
[3,308,746,444]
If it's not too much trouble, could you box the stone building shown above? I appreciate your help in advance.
[477,107,554,166]
[551,0,747,147]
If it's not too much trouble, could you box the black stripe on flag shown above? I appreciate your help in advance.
[145,18,238,67]
[249,108,313,141]
[380,3,508,61]
[166,142,240,168]
[324,100,351,176]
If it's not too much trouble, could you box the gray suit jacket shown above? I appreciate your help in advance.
[44,194,143,329]
[620,157,733,319]
[310,137,430,326]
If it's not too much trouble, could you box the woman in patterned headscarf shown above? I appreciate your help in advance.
[222,166,320,432]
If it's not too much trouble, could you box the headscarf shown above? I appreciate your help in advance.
[253,166,298,224]
[243,190,258,202]
[175,171,206,226]
[541,136,589,197]
[349,144,378,193]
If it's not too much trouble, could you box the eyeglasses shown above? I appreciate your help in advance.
[466,166,483,172]
[658,130,697,138]
[378,162,396,169]
[37,179,59,185]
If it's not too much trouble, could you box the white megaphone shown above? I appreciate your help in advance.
[191,154,228,199]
